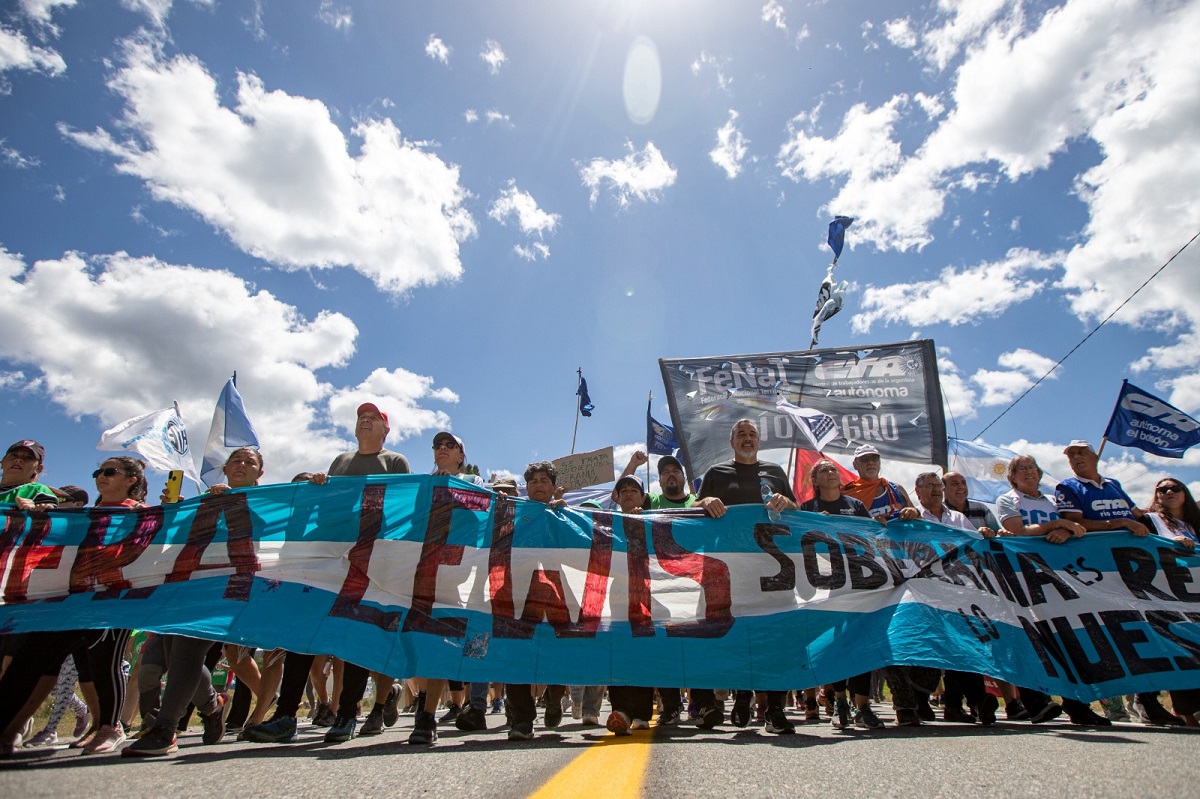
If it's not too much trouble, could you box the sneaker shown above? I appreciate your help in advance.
[439,703,460,724]
[508,721,535,741]
[1134,695,1185,727]
[764,709,795,735]
[83,724,126,755]
[22,729,57,747]
[656,707,682,727]
[975,695,999,726]
[916,696,936,722]
[943,705,977,723]
[201,693,228,745]
[313,704,337,727]
[730,692,752,727]
[630,718,650,731]
[324,713,357,742]
[73,709,91,739]
[383,685,402,727]
[408,711,437,745]
[247,714,298,743]
[696,705,722,730]
[131,715,157,740]
[832,699,851,730]
[582,715,600,726]
[895,709,922,727]
[491,698,504,715]
[121,725,177,757]
[1005,699,1029,721]
[360,706,385,736]
[805,696,820,723]
[1030,702,1063,724]
[544,702,563,730]
[606,710,631,735]
[855,706,885,730]
[456,706,488,731]
[1123,697,1147,723]
[1067,707,1113,727]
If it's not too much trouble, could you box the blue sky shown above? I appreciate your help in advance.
[1,0,1197,504]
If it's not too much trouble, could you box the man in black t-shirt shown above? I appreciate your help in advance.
[692,419,798,735]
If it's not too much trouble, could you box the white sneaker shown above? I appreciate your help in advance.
[630,718,650,731]
[83,724,126,755]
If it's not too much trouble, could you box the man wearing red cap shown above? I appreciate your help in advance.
[0,440,58,508]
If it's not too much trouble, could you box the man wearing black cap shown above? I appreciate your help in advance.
[620,451,695,509]
[0,440,57,508]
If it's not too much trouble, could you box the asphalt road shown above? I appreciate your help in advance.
[2,703,1195,798]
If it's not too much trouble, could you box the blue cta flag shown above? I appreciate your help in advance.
[827,216,854,261]
[647,400,679,455]
[201,376,260,486]
[577,374,595,417]
[1104,380,1200,459]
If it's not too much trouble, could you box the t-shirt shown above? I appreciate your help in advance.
[647,493,695,510]
[996,489,1060,527]
[1147,512,1199,543]
[328,449,411,477]
[842,478,908,522]
[0,481,58,506]
[698,460,795,506]
[800,495,870,518]
[1055,475,1136,522]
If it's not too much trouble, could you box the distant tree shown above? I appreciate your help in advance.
[463,462,480,476]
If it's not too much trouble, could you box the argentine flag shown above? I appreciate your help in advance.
[948,437,1056,503]
[201,376,260,487]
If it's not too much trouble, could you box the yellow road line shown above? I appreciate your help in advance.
[527,729,654,799]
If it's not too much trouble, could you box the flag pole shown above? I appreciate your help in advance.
[1096,436,1107,459]
[646,390,653,487]
[571,368,581,454]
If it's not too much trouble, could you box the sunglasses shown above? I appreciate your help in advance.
[92,467,123,478]
[1157,485,1184,494]
[433,441,461,450]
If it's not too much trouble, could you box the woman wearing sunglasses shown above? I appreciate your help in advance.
[1145,478,1200,549]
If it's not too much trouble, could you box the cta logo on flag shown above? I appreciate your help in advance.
[1104,380,1200,459]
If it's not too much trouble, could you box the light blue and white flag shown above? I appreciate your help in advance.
[97,406,203,487]
[948,437,1055,503]
[201,377,260,487]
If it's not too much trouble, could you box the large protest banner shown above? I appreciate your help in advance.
[3,474,1199,699]
[659,341,947,480]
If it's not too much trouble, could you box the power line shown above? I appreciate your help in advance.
[972,228,1200,440]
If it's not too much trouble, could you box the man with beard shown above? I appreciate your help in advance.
[619,451,695,509]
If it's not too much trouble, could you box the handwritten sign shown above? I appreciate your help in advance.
[551,446,614,491]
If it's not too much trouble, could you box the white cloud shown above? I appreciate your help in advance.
[0,25,66,78]
[710,110,748,179]
[918,0,1014,71]
[488,181,559,237]
[483,109,511,126]
[480,39,507,75]
[691,51,731,91]
[18,0,76,34]
[514,242,550,261]
[853,248,1061,332]
[1,143,40,169]
[62,37,476,296]
[317,0,352,31]
[0,247,458,482]
[120,0,212,29]
[883,18,917,49]
[762,1,787,32]
[242,0,265,41]
[426,35,450,64]
[463,109,478,123]
[936,352,979,422]
[913,92,943,119]
[578,141,678,208]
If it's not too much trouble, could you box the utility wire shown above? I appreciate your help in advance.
[972,228,1200,440]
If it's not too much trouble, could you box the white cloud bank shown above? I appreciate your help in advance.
[488,180,560,260]
[578,141,677,208]
[61,36,476,296]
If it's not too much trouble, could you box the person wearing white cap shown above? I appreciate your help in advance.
[841,443,917,524]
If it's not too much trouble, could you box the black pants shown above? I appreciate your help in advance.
[507,684,564,725]
[0,628,130,730]
[692,688,786,714]
[273,651,371,719]
[609,686,654,721]
[826,672,872,697]
[942,670,987,710]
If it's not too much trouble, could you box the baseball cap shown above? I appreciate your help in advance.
[491,476,518,495]
[56,485,89,504]
[612,474,646,499]
[853,444,880,459]
[6,440,44,463]
[1063,439,1096,454]
[656,455,684,473]
[356,403,389,427]
[433,431,464,450]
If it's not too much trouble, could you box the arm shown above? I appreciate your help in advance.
[1060,510,1149,536]
[620,451,648,479]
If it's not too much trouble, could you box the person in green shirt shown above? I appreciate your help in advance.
[0,440,57,508]
[619,451,695,510]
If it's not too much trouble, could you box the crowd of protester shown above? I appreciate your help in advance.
[1,406,1198,758]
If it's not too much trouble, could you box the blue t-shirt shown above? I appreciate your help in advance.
[1055,475,1136,522]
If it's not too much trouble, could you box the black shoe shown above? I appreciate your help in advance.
[1136,694,1186,727]
[730,693,751,727]
[896,709,922,727]
[696,705,722,729]
[382,684,401,727]
[200,693,228,745]
[916,696,936,722]
[544,702,563,730]
[832,699,852,730]
[943,705,977,723]
[1067,707,1112,727]
[1030,702,1063,724]
[408,711,437,745]
[764,709,794,735]
[1005,699,1029,721]
[455,706,488,732]
[359,706,385,736]
[507,721,534,741]
[975,695,999,726]
[438,703,460,724]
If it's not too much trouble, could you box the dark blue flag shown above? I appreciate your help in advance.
[1104,380,1200,458]
[646,399,678,455]
[827,216,855,261]
[577,375,595,417]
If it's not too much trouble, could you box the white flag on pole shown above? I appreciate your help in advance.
[97,406,202,487]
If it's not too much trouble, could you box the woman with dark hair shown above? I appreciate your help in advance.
[0,457,149,755]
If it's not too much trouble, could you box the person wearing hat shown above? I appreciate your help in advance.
[0,440,57,508]
[248,402,410,747]
[432,431,485,487]
[841,443,917,524]
[620,451,695,509]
